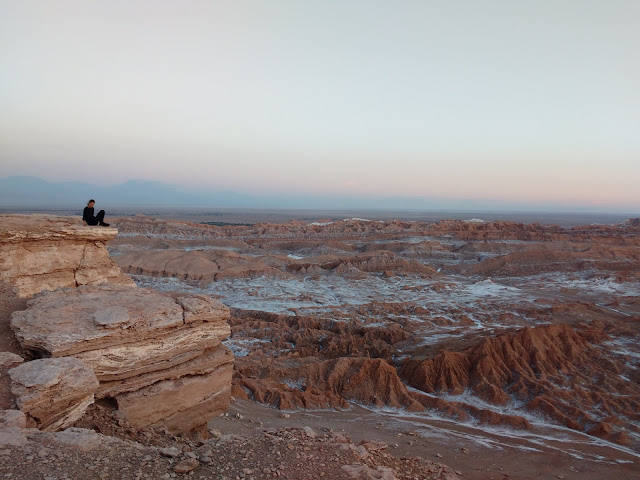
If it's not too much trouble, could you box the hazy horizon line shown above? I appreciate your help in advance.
[1,175,638,216]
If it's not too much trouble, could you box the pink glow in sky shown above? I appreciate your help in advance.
[1,1,639,212]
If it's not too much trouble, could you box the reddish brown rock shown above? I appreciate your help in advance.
[299,357,424,410]
[97,344,233,398]
[115,248,285,284]
[105,214,640,449]
[237,357,424,412]
[464,245,640,277]
[115,359,233,432]
[173,458,200,473]
[400,324,639,441]
[288,250,437,277]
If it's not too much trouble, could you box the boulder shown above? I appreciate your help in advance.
[97,344,234,397]
[9,357,99,431]
[10,285,230,358]
[0,352,24,369]
[0,352,24,410]
[0,409,26,429]
[10,285,234,433]
[116,358,233,432]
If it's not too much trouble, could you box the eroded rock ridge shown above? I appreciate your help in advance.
[110,215,640,449]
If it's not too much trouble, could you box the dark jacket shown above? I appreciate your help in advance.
[83,206,98,225]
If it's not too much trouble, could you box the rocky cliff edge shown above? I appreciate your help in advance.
[0,214,233,436]
[0,214,135,298]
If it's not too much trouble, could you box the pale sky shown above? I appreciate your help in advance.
[1,1,639,211]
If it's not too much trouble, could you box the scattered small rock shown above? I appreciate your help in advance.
[360,441,388,452]
[302,427,317,438]
[160,447,181,457]
[173,458,199,473]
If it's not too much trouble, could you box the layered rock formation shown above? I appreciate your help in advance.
[11,285,233,433]
[9,357,98,431]
[0,352,24,410]
[238,357,423,411]
[0,215,134,297]
[463,244,640,277]
[115,247,436,284]
[111,215,640,287]
[99,215,640,450]
[1,214,235,434]
[399,324,637,444]
[116,248,285,285]
[289,250,437,276]
[231,310,538,429]
[224,299,640,445]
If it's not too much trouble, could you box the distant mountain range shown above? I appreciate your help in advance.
[0,176,636,214]
[0,176,249,208]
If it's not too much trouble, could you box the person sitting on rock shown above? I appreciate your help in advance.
[82,199,110,226]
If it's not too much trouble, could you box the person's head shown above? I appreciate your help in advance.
[87,199,95,207]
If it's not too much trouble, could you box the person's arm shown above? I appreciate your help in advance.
[82,207,91,224]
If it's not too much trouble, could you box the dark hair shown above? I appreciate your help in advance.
[88,199,95,205]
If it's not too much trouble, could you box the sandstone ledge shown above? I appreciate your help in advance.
[11,285,231,358]
[0,214,134,297]
[10,285,233,433]
[0,214,117,242]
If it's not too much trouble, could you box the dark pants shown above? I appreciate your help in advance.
[86,210,105,226]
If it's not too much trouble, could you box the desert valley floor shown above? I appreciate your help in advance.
[106,212,640,477]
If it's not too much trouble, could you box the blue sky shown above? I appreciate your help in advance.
[1,1,639,211]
